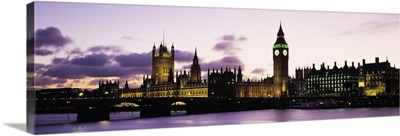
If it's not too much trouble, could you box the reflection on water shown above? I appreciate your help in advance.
[34,108,399,134]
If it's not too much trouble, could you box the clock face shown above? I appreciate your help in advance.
[283,49,288,56]
[274,50,279,56]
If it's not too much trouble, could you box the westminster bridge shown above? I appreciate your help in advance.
[29,96,399,122]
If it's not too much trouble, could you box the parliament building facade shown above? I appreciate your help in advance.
[117,23,398,98]
[120,24,289,98]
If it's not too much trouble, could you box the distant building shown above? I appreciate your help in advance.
[306,61,359,97]
[358,57,399,96]
[152,42,174,84]
[189,48,202,83]
[36,88,82,99]
[305,57,399,97]
[293,67,312,96]
[235,77,274,98]
[207,67,237,98]
[120,46,208,98]
[97,80,120,98]
[207,66,274,98]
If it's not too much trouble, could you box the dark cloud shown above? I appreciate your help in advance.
[184,56,244,71]
[27,63,46,72]
[34,27,72,48]
[213,42,235,51]
[88,78,110,86]
[115,52,152,67]
[70,48,83,55]
[32,76,68,86]
[27,27,72,56]
[52,57,66,65]
[87,45,121,53]
[71,53,110,67]
[212,34,246,55]
[174,50,194,62]
[35,49,53,56]
[42,64,151,79]
[251,68,266,74]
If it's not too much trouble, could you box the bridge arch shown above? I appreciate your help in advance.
[114,102,140,107]
[171,101,187,106]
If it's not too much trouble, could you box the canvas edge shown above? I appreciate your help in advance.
[26,1,35,134]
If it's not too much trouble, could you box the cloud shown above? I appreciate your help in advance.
[31,76,68,86]
[184,56,244,71]
[251,68,266,74]
[121,36,133,40]
[35,49,53,56]
[115,52,152,67]
[51,57,67,65]
[213,42,235,52]
[174,50,194,62]
[70,48,84,55]
[222,35,235,41]
[34,26,72,48]
[212,34,247,55]
[27,63,46,73]
[87,45,121,53]
[88,78,116,86]
[239,36,247,41]
[335,19,399,36]
[71,53,110,67]
[27,26,72,56]
[42,64,151,79]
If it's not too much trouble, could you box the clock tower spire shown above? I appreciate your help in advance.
[273,22,289,97]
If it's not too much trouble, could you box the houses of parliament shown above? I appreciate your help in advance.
[118,24,289,98]
[116,23,398,98]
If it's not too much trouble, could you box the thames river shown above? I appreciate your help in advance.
[33,107,399,134]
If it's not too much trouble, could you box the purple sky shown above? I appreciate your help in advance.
[29,2,399,89]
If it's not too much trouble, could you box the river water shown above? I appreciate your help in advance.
[33,107,399,134]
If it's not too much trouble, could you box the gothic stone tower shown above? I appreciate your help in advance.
[273,22,289,97]
[152,42,174,84]
[190,48,202,83]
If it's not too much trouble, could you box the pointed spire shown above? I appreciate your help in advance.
[194,47,198,57]
[124,80,129,89]
[274,21,287,45]
[193,47,198,65]
[278,21,285,37]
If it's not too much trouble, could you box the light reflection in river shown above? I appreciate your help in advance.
[34,108,399,134]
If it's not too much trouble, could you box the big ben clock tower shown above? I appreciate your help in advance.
[273,22,289,97]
